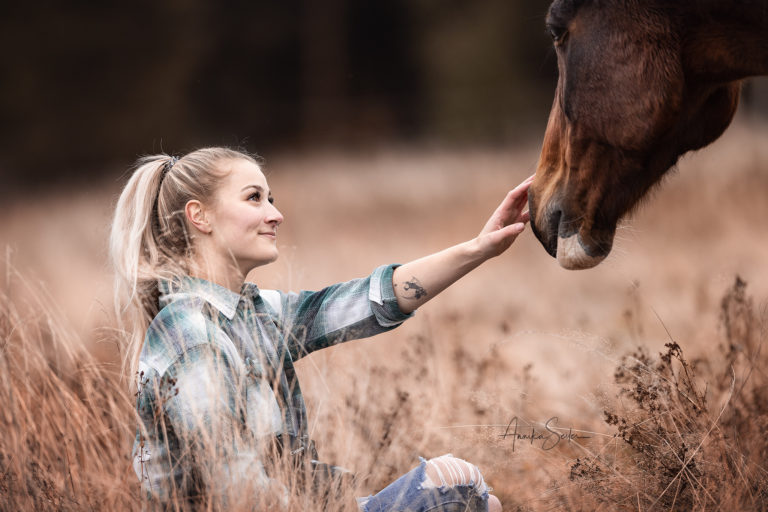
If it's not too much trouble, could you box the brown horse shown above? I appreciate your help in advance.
[528,0,768,269]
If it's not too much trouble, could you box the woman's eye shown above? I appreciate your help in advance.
[248,192,261,201]
[268,197,274,204]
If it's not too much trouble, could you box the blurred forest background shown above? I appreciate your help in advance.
[0,0,553,193]
[2,0,766,196]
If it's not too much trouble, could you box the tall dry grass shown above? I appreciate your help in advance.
[3,269,765,510]
[0,270,137,509]
[1,119,767,510]
[572,277,768,510]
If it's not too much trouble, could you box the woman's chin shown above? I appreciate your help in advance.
[255,249,280,266]
[239,252,278,275]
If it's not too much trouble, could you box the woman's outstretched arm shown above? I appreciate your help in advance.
[392,175,533,315]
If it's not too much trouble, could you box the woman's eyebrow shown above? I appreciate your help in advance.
[241,184,268,193]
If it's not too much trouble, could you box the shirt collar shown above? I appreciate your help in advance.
[158,276,260,320]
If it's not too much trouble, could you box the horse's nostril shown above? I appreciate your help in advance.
[530,206,561,259]
[550,208,562,239]
[546,208,563,257]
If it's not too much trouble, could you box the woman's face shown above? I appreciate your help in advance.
[206,158,284,273]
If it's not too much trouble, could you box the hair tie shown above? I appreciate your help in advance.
[161,156,179,181]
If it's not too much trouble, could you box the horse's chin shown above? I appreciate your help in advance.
[555,233,608,270]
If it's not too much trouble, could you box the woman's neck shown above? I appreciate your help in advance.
[187,252,245,293]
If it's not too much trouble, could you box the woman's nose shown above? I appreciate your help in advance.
[267,203,284,225]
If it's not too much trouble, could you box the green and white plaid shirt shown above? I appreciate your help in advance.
[133,264,411,505]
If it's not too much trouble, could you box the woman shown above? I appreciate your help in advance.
[110,147,531,511]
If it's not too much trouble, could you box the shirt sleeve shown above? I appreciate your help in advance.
[264,263,413,359]
[133,304,289,507]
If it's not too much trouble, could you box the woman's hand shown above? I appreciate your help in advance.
[391,174,534,314]
[473,174,533,259]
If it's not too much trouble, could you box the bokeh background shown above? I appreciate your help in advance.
[1,0,561,193]
[1,2,768,510]
[5,1,766,194]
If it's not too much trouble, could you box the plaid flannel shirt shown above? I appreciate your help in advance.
[132,264,411,505]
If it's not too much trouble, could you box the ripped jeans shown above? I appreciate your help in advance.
[357,455,491,512]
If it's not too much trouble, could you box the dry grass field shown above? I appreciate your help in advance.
[1,119,767,510]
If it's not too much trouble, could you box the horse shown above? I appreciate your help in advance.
[528,0,768,269]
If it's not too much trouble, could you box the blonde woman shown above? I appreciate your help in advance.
[110,147,531,511]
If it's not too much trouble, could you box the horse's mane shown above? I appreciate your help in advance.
[677,0,768,26]
[560,0,768,28]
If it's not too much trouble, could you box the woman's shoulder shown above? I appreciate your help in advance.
[140,296,218,375]
[150,295,211,334]
[258,289,283,316]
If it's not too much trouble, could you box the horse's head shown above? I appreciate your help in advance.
[529,0,744,269]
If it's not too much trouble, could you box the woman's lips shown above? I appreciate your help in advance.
[259,232,276,239]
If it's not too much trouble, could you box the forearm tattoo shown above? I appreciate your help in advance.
[399,276,427,300]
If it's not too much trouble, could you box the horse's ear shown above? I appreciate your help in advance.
[684,27,768,81]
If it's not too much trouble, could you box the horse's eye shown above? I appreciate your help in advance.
[547,24,568,45]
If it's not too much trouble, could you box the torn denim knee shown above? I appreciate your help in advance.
[358,454,491,512]
[420,454,489,495]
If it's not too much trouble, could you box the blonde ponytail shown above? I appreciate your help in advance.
[110,148,258,380]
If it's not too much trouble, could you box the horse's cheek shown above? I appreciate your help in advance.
[679,84,741,152]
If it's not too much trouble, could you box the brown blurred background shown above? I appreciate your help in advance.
[1,1,767,337]
[3,1,766,197]
[0,0,559,195]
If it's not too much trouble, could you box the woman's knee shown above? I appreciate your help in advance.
[424,456,501,510]
[424,455,484,490]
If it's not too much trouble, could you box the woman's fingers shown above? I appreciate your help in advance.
[509,176,534,198]
[480,175,535,237]
[498,180,533,220]
[476,175,536,257]
[506,222,526,235]
[479,221,526,257]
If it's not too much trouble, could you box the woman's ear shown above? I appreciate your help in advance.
[185,200,213,234]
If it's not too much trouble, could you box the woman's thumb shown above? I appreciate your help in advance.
[505,222,526,235]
